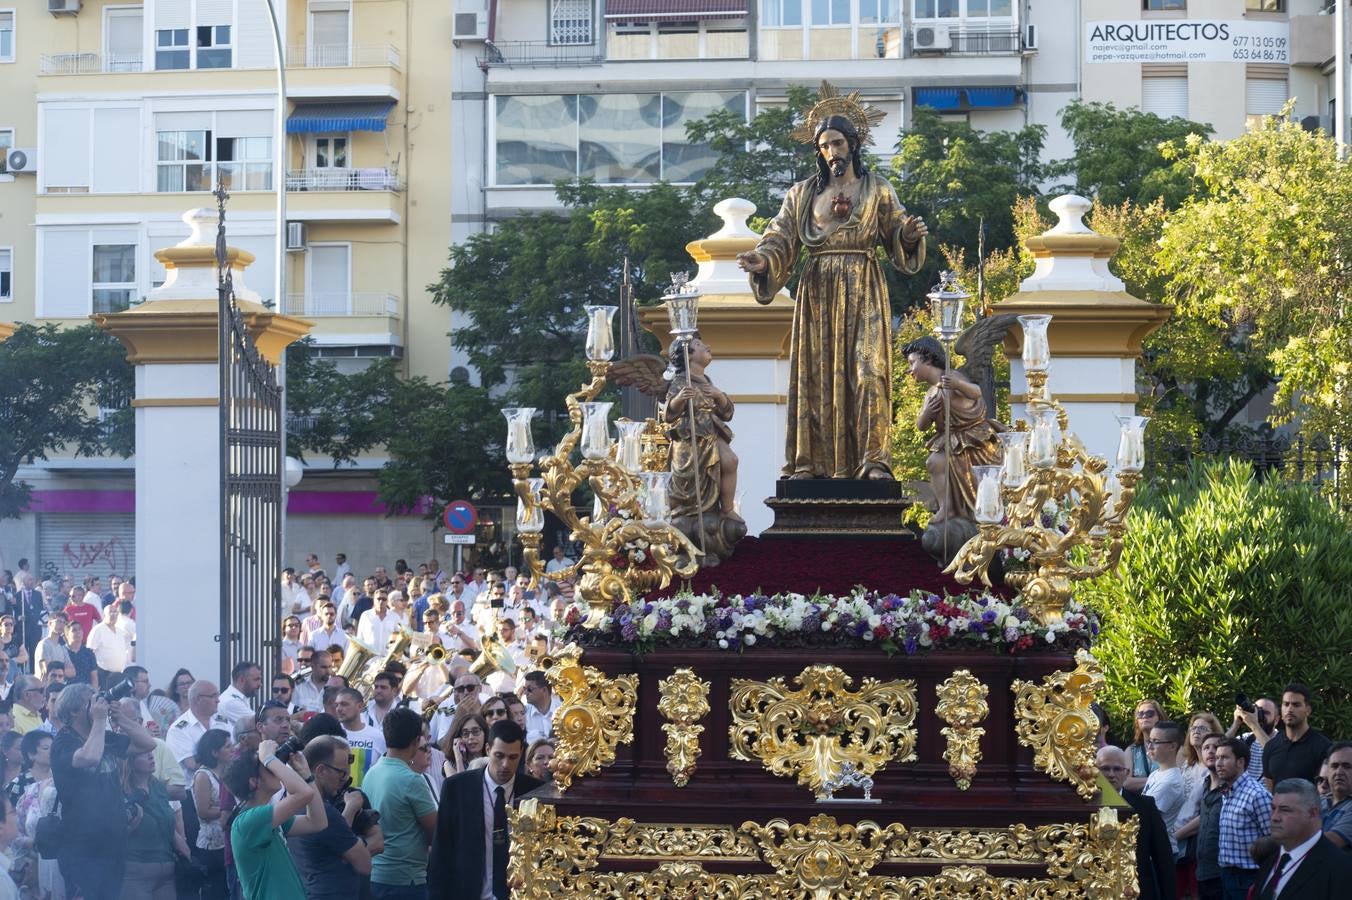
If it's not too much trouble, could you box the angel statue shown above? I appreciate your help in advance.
[902,313,1019,565]
[608,337,748,565]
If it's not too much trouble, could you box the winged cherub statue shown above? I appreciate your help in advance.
[902,314,1019,565]
[608,337,747,566]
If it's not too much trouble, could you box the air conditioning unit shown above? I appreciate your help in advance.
[47,0,81,15]
[1024,24,1038,53]
[286,221,308,252]
[5,148,37,174]
[913,26,952,52]
[453,12,489,44]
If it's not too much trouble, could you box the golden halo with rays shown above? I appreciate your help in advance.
[789,81,889,148]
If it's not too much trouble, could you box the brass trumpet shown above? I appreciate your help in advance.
[337,636,378,688]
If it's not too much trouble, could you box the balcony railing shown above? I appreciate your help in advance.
[478,40,603,68]
[285,168,404,192]
[285,43,402,69]
[905,27,1023,55]
[284,292,400,318]
[40,52,142,74]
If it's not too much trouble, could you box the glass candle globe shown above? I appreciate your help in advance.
[998,431,1029,487]
[640,471,673,525]
[973,466,1005,524]
[579,402,613,460]
[1017,314,1053,373]
[584,305,617,362]
[516,478,545,534]
[502,408,537,465]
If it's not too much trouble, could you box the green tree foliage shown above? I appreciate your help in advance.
[1082,460,1352,739]
[888,108,1046,307]
[1049,100,1211,208]
[1155,117,1352,441]
[0,323,134,518]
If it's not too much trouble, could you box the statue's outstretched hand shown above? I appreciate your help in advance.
[737,251,768,274]
[901,216,928,245]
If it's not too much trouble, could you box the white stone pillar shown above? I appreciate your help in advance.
[994,195,1171,464]
[95,209,310,682]
[640,199,793,537]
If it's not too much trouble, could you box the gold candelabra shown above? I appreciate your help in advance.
[505,305,699,630]
[944,314,1148,625]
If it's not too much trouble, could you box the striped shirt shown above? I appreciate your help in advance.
[1217,772,1271,869]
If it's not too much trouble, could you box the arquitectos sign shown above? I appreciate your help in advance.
[1085,20,1290,64]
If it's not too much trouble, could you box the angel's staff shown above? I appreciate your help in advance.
[665,275,706,559]
[929,274,968,560]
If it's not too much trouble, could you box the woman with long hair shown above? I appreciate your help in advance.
[122,747,190,899]
[1174,711,1225,899]
[525,739,555,782]
[0,732,22,789]
[192,730,237,899]
[439,710,487,777]
[1124,699,1164,792]
[167,668,195,714]
[7,730,51,895]
[479,694,509,729]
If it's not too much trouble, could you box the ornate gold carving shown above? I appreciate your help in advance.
[727,665,917,796]
[936,669,990,791]
[741,814,893,894]
[543,647,637,792]
[510,802,1140,898]
[657,668,710,787]
[1012,648,1104,800]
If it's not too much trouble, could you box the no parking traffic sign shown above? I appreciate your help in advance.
[443,499,478,544]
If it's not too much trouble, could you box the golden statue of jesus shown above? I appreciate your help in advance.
[738,84,927,480]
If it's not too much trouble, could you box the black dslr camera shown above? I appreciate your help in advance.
[343,787,381,836]
[273,735,305,764]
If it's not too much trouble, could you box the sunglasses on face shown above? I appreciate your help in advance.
[455,685,479,694]
[272,687,291,694]
[485,708,508,719]
[1136,710,1158,719]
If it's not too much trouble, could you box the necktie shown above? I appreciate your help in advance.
[1262,852,1291,899]
[492,785,508,899]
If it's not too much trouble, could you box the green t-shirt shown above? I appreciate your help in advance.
[362,756,437,886]
[230,804,305,900]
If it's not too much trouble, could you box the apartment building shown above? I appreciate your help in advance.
[1082,0,1336,140]
[0,0,457,581]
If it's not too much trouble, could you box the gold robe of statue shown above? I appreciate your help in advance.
[750,173,926,479]
[921,379,1004,524]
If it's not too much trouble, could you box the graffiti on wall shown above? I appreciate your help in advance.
[56,537,132,580]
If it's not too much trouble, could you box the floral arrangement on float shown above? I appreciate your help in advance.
[557,588,1098,657]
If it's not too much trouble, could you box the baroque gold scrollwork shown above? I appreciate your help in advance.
[1011,648,1104,800]
[935,669,989,791]
[657,668,710,787]
[509,803,1141,898]
[544,647,637,792]
[728,665,917,796]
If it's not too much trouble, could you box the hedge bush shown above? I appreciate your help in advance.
[1082,459,1352,741]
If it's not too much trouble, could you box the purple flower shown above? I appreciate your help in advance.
[853,621,870,638]
[675,598,690,612]
[802,612,821,632]
[620,621,638,641]
[905,620,923,638]
[643,602,654,615]
[903,638,918,655]
[981,610,997,624]
[967,621,985,634]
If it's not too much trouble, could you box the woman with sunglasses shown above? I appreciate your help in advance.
[439,710,488,777]
[167,669,195,716]
[1125,699,1165,792]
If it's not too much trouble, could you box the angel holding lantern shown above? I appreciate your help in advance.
[609,335,747,565]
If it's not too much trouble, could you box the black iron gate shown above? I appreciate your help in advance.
[216,187,283,684]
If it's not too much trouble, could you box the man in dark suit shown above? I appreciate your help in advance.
[1098,745,1177,900]
[13,574,45,665]
[1252,778,1352,898]
[429,719,544,900]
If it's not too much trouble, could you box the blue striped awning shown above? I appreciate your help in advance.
[965,87,1019,108]
[913,87,1021,110]
[913,88,961,110]
[286,100,395,134]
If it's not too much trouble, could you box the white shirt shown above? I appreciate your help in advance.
[481,768,515,900]
[293,677,328,712]
[544,556,574,574]
[305,625,348,652]
[334,561,351,582]
[485,642,527,695]
[1144,766,1187,857]
[165,708,232,768]
[87,621,132,671]
[217,685,254,725]
[524,695,560,746]
[343,722,387,788]
[440,620,480,654]
[1269,828,1321,897]
[282,581,310,614]
[357,609,403,651]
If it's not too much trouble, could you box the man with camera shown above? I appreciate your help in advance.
[51,682,157,899]
[290,734,385,899]
[1229,693,1278,780]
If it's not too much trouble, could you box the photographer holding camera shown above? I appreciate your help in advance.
[50,682,156,899]
[290,734,385,899]
[221,737,327,899]
[1228,693,1278,780]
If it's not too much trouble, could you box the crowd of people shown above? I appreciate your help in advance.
[1097,688,1352,899]
[2,554,1350,899]
[0,552,569,899]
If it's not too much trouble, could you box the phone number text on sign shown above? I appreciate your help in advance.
[1085,20,1290,65]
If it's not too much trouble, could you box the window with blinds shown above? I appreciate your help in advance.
[1245,77,1287,130]
[551,0,594,45]
[1141,75,1187,119]
[310,5,351,66]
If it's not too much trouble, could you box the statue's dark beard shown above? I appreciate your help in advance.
[828,158,847,178]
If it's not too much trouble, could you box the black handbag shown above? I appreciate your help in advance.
[33,802,62,860]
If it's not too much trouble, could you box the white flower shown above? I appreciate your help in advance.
[744,634,756,646]
[718,638,729,649]
[633,549,647,563]
[821,621,832,632]
[1045,630,1056,643]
